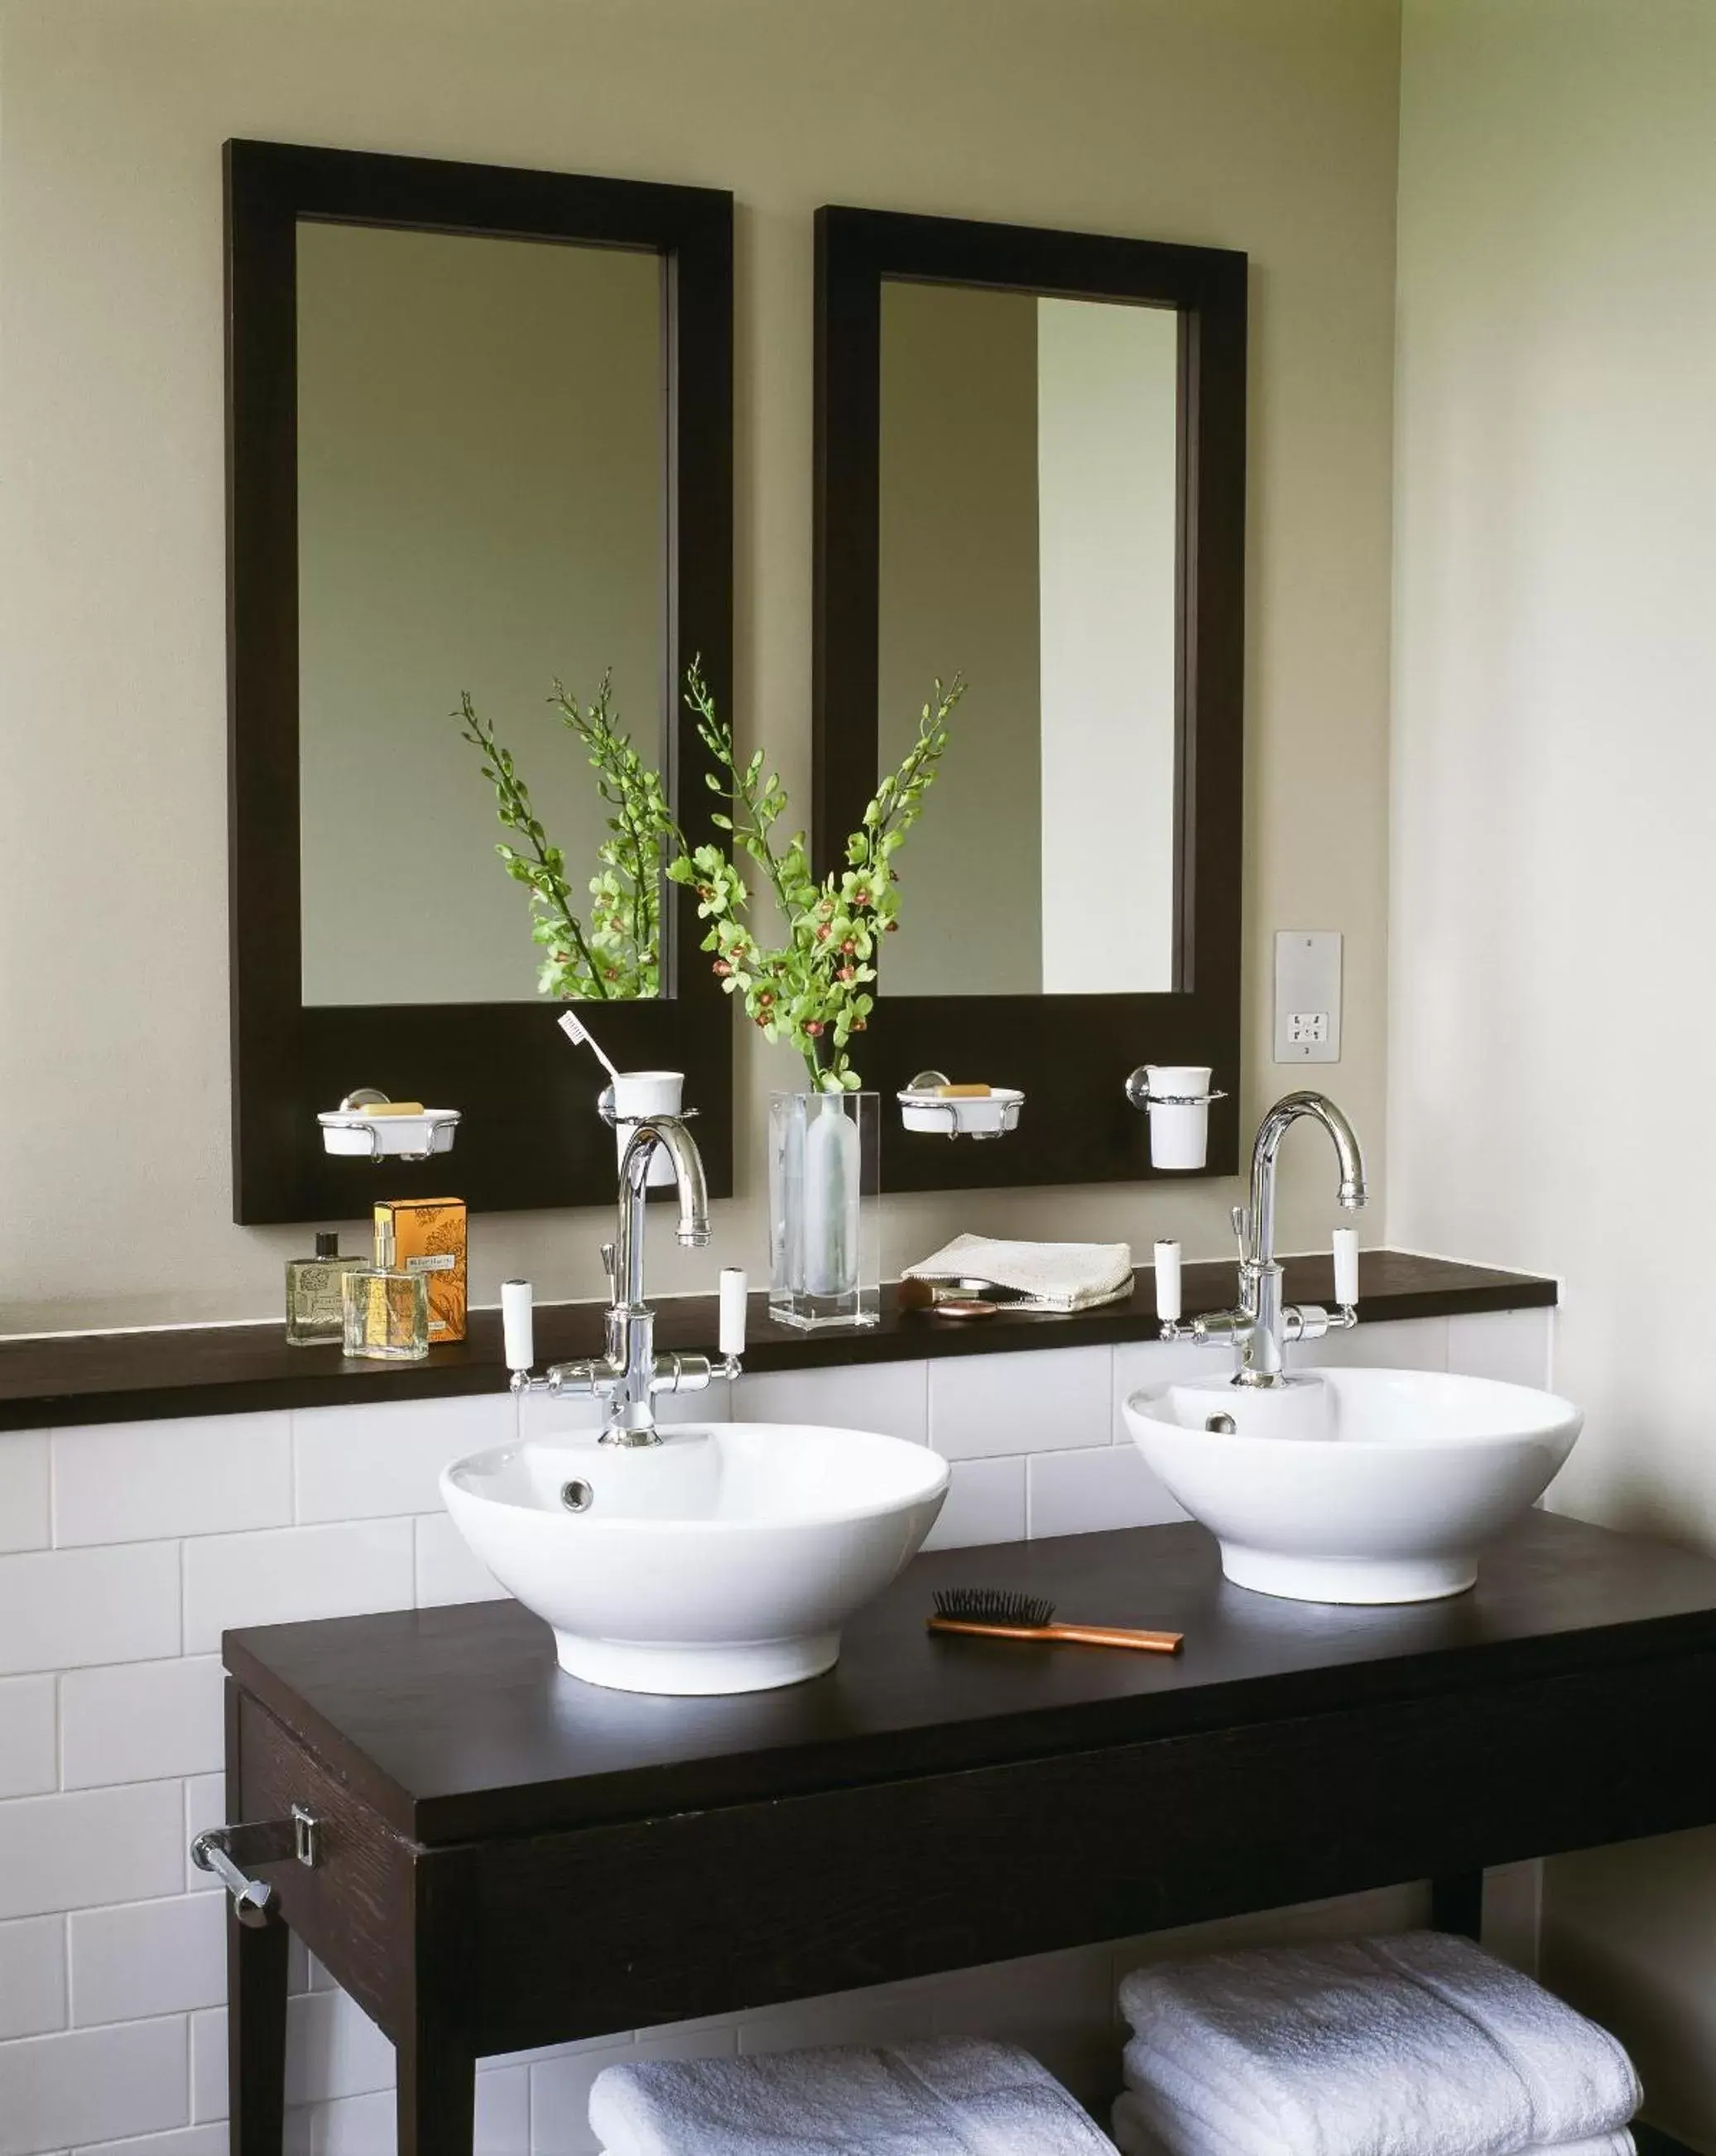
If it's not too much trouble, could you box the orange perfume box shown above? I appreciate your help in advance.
[375,1198,467,1344]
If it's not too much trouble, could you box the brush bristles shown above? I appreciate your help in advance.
[933,1586,1055,1629]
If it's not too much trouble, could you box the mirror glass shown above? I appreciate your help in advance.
[295,220,666,1006]
[876,280,1180,997]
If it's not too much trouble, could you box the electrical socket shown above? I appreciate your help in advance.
[1274,932,1342,1063]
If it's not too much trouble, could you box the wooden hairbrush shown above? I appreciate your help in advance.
[929,1586,1182,1655]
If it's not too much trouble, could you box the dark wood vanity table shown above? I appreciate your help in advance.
[220,1509,1716,2155]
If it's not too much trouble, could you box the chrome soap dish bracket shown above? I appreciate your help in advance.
[317,1089,461,1166]
[897,1070,1025,1142]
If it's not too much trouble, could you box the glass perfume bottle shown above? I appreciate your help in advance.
[285,1232,365,1347]
[341,1222,430,1361]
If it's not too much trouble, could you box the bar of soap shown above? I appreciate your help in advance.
[364,1101,426,1117]
[937,1084,992,1098]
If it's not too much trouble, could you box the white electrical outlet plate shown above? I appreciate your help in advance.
[1274,931,1342,1063]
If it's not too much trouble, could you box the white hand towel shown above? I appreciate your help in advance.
[1117,1932,1639,2156]
[1112,2094,1634,2156]
[589,2035,1119,2156]
[903,1234,1132,1312]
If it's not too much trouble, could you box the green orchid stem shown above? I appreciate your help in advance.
[675,658,965,1090]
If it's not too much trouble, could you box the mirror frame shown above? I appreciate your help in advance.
[225,139,733,1224]
[813,205,1247,1192]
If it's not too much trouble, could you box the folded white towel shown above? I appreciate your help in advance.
[589,2035,1119,2156]
[1117,1932,1639,2156]
[903,1234,1133,1312]
[1112,2094,1635,2156]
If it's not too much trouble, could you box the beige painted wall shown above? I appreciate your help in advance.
[1392,0,1716,2136]
[0,0,1400,1328]
[297,220,664,1007]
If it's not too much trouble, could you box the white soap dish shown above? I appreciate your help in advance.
[897,1072,1024,1141]
[318,1090,461,1164]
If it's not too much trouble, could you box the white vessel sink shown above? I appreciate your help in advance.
[1122,1368,1581,1605]
[441,1422,948,1696]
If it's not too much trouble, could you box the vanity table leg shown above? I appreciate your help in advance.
[396,2024,476,2156]
[228,1906,290,2156]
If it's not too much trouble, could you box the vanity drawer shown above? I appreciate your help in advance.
[229,1683,419,2040]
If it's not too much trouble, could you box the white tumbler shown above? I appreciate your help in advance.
[602,1071,685,1188]
[1145,1066,1213,1171]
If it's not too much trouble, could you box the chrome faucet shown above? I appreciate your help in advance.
[502,1114,746,1446]
[1158,1090,1368,1388]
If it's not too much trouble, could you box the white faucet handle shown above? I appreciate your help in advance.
[502,1278,536,1374]
[719,1268,747,1360]
[1153,1240,1182,1326]
[1332,1228,1359,1309]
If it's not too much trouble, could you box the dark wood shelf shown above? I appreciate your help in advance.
[0,1249,1554,1432]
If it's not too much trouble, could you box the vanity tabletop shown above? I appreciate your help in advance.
[224,1509,1716,1846]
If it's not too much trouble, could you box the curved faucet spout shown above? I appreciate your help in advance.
[1247,1090,1368,1256]
[618,1121,711,1302]
[625,1119,711,1245]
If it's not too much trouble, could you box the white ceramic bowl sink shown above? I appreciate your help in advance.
[441,1423,949,1696]
[1122,1368,1582,1605]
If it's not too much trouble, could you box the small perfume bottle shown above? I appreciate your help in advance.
[341,1221,430,1362]
[285,1232,365,1347]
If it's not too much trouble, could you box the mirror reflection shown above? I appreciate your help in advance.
[295,220,666,1006]
[877,280,1180,997]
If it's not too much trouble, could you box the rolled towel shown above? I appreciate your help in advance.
[1112,2095,1633,2156]
[1118,1932,1639,2156]
[589,2035,1118,2156]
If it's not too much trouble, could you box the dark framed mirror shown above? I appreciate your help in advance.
[226,139,733,1223]
[813,205,1246,1191]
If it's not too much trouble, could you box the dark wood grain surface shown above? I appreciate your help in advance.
[0,1249,1554,1430]
[223,1509,1712,1846]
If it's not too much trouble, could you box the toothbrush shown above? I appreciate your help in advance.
[929,1587,1182,1655]
[557,1009,622,1085]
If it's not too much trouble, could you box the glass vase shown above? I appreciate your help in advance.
[768,1090,880,1331]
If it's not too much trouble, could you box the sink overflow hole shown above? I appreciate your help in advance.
[560,1479,594,1513]
[1204,1413,1238,1434]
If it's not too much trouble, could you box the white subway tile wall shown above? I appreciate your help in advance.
[0,1313,1549,2155]
[411,1511,505,1608]
[180,1520,416,1653]
[60,1658,224,1790]
[293,1395,515,1525]
[928,1346,1112,1460]
[923,1453,1026,1549]
[1026,1444,1187,1539]
[0,1918,66,2042]
[52,1416,293,1549]
[735,1359,928,1443]
[0,1677,57,1800]
[0,1433,49,1555]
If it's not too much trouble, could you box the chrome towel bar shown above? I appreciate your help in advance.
[190,1804,320,1927]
